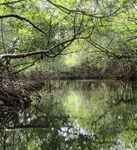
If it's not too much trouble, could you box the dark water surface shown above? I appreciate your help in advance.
[0,80,137,150]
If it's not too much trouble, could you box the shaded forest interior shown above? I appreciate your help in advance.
[0,0,137,110]
[0,1,137,149]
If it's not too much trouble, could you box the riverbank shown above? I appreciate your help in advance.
[0,79,45,111]
[27,71,137,81]
[1,70,136,111]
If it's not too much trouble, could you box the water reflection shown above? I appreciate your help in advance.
[0,80,137,150]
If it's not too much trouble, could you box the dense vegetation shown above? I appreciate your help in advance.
[0,0,137,80]
[0,0,137,111]
[0,1,137,149]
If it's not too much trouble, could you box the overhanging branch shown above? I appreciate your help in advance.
[87,39,137,60]
[0,14,47,34]
[0,0,24,5]
[47,0,127,18]
[0,38,76,60]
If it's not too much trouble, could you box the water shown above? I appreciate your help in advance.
[0,80,137,150]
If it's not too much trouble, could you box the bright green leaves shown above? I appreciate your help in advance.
[0,0,136,77]
[54,0,78,9]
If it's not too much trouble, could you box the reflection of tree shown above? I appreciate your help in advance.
[0,81,137,149]
[61,81,137,149]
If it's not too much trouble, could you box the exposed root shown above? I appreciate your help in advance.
[0,79,45,111]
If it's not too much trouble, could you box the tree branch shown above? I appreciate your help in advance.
[87,39,137,60]
[0,38,76,60]
[0,19,7,54]
[0,0,24,5]
[0,14,47,35]
[47,0,127,18]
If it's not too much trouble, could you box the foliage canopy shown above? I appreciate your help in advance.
[0,0,137,79]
